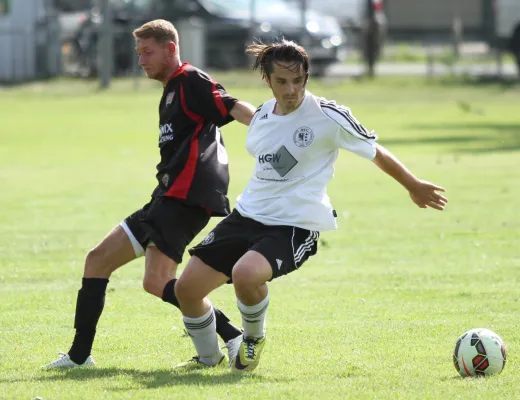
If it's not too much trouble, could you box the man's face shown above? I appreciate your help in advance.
[266,61,307,112]
[135,37,173,81]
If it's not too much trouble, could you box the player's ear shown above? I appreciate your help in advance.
[264,74,272,88]
[168,41,177,56]
[304,72,309,85]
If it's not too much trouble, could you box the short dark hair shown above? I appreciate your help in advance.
[246,39,310,79]
[133,19,179,46]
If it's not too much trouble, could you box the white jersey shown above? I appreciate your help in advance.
[236,91,378,231]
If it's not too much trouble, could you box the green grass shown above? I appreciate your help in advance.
[0,75,519,399]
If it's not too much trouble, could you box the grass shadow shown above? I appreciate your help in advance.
[381,123,520,153]
[438,74,520,90]
[1,367,293,390]
[439,375,467,382]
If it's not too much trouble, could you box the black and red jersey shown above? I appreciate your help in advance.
[153,63,238,216]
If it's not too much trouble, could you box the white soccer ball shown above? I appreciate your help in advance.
[453,328,507,377]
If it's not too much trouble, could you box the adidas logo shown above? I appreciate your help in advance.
[276,259,283,269]
[259,113,268,120]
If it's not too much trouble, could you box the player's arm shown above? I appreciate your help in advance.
[372,144,448,211]
[320,100,447,211]
[229,101,257,126]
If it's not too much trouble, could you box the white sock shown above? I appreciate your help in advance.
[237,294,269,339]
[183,307,223,366]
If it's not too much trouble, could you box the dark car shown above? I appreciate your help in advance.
[68,0,346,77]
[179,0,347,72]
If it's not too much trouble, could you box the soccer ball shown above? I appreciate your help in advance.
[453,328,507,377]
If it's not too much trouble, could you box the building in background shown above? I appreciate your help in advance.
[385,0,489,41]
[0,0,61,83]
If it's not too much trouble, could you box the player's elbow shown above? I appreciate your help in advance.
[230,102,255,126]
[371,143,389,165]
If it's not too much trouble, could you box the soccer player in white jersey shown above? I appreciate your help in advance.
[172,40,448,371]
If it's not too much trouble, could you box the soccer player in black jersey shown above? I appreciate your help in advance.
[45,19,256,369]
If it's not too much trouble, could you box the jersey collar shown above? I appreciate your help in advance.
[168,62,190,80]
[271,91,310,117]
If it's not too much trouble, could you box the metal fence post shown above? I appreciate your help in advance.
[99,0,113,89]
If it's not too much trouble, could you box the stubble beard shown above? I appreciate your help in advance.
[146,60,170,83]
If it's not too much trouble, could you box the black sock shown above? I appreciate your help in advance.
[214,307,242,342]
[161,279,179,308]
[68,277,109,364]
[162,279,242,342]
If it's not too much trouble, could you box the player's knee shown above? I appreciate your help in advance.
[174,277,189,302]
[174,277,197,304]
[232,263,259,289]
[142,276,154,295]
[142,275,162,297]
[84,247,110,276]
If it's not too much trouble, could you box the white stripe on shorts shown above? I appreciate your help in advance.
[119,221,145,258]
[293,231,318,265]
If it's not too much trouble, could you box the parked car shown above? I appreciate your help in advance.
[68,0,346,77]
[493,0,520,75]
[189,0,347,73]
[302,0,385,32]
[297,0,386,59]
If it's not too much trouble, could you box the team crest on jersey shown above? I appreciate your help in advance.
[201,231,215,245]
[293,126,314,147]
[165,91,175,106]
[161,173,169,187]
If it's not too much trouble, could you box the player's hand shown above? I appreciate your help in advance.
[408,180,448,211]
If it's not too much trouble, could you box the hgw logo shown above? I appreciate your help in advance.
[159,123,174,144]
[257,146,298,178]
[258,153,281,163]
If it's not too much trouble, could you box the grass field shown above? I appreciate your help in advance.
[0,75,519,399]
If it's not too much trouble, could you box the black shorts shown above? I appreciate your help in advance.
[122,197,211,263]
[189,209,319,280]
